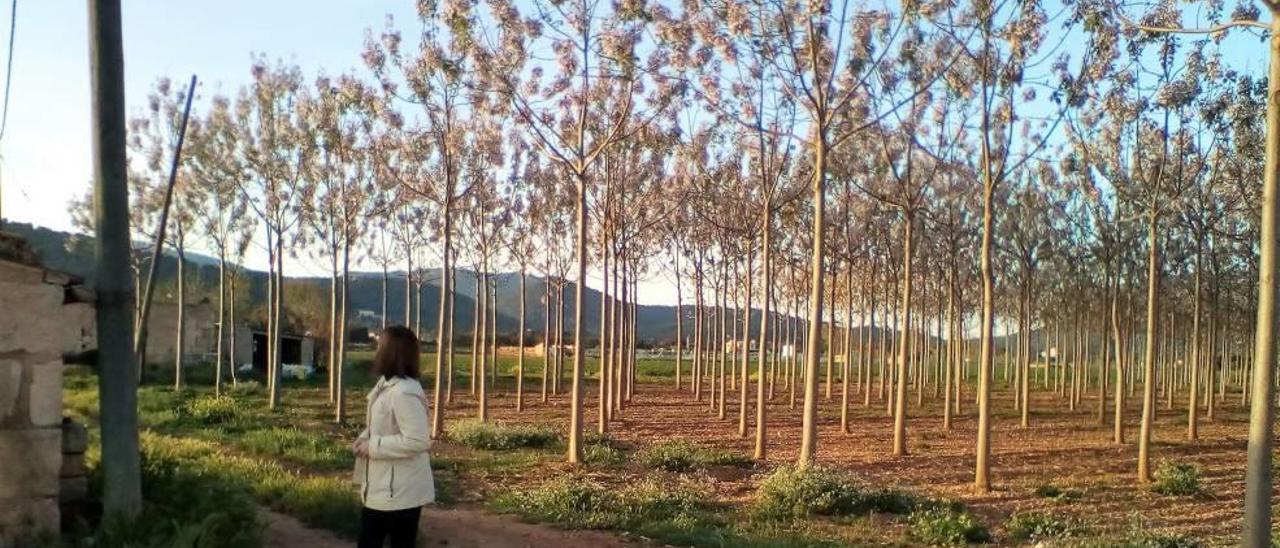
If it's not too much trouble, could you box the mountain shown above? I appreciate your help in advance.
[4,222,1006,346]
[2,221,673,341]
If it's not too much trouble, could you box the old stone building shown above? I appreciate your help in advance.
[72,299,217,366]
[0,233,90,543]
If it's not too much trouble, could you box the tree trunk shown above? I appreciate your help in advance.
[798,132,827,467]
[470,275,481,396]
[567,169,588,465]
[675,254,683,390]
[174,241,185,390]
[215,255,226,396]
[335,239,350,424]
[517,268,526,413]
[542,275,551,403]
[1241,20,1280,543]
[893,214,913,456]
[328,250,338,403]
[477,271,489,421]
[447,269,457,404]
[752,202,773,458]
[1137,206,1161,482]
[431,214,452,438]
[974,132,997,491]
[599,245,611,432]
[739,249,753,438]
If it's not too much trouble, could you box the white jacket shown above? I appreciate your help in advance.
[354,376,435,511]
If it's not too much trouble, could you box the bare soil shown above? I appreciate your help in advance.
[264,506,641,548]
[433,376,1260,546]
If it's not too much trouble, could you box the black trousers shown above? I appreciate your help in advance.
[357,505,422,548]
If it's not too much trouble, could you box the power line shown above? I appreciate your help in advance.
[0,0,16,142]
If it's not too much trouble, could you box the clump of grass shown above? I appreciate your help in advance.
[637,440,751,472]
[225,380,264,397]
[1151,462,1201,496]
[449,419,560,450]
[908,507,990,546]
[1005,512,1089,542]
[238,427,353,470]
[1034,484,1083,503]
[1117,523,1201,547]
[493,476,716,539]
[178,394,243,425]
[137,432,362,538]
[583,435,626,467]
[75,433,263,548]
[752,465,919,521]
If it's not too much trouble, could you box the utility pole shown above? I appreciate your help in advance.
[88,0,141,519]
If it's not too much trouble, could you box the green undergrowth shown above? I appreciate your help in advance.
[1034,484,1085,503]
[1005,512,1091,543]
[637,439,751,472]
[136,432,362,538]
[70,434,263,548]
[448,419,561,450]
[238,427,353,471]
[492,476,852,547]
[1151,462,1202,497]
[583,434,627,466]
[908,507,991,546]
[752,465,922,521]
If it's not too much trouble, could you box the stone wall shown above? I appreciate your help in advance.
[0,258,83,543]
[73,300,216,366]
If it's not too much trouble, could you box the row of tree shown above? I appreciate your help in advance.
[86,0,1280,538]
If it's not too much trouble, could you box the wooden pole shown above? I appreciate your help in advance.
[132,73,197,376]
[89,0,141,518]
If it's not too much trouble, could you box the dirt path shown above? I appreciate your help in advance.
[263,507,643,548]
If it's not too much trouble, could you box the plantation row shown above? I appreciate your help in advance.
[63,363,1219,546]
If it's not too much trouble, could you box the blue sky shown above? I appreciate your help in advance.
[0,1,1271,309]
[0,0,689,305]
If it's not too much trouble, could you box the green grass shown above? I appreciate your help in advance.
[753,465,921,521]
[137,432,363,538]
[637,440,752,472]
[70,432,264,548]
[492,476,855,547]
[1005,512,1090,542]
[1151,462,1202,496]
[238,427,354,471]
[907,507,990,546]
[1034,484,1084,503]
[583,435,627,467]
[448,419,561,450]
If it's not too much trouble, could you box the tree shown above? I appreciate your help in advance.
[187,94,255,396]
[470,0,677,462]
[233,59,314,409]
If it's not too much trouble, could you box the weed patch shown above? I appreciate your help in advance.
[637,440,750,472]
[583,435,627,467]
[1006,512,1090,542]
[908,507,990,546]
[1034,484,1084,503]
[1151,462,1201,496]
[753,465,920,521]
[449,419,560,450]
[138,432,362,538]
[238,427,353,471]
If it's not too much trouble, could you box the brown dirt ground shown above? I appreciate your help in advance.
[429,376,1262,546]
[264,506,642,547]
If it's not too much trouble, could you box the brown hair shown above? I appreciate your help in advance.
[373,325,420,380]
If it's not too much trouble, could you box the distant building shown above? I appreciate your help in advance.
[73,300,220,366]
[233,325,316,372]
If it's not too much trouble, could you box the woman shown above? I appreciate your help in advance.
[353,325,435,548]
